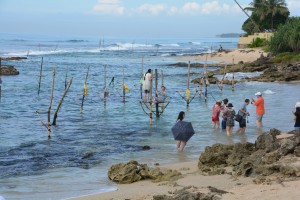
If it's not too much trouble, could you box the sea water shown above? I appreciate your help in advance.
[0,33,299,200]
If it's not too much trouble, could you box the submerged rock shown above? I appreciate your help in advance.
[0,65,19,75]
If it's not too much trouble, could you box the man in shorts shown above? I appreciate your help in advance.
[237,99,250,134]
[251,92,265,128]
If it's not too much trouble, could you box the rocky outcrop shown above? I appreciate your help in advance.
[188,53,300,83]
[108,160,182,184]
[0,65,19,75]
[198,129,300,184]
[153,185,228,200]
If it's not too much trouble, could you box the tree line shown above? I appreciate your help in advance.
[241,0,299,54]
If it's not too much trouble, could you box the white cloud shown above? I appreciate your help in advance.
[182,2,201,14]
[93,0,125,15]
[136,3,166,15]
[178,1,239,15]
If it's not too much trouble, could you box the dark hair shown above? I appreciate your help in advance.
[223,98,228,104]
[177,111,185,121]
[144,69,151,80]
[245,99,250,103]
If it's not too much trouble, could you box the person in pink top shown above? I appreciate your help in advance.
[212,100,222,129]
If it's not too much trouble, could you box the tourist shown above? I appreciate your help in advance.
[176,111,187,151]
[152,85,167,105]
[293,102,300,130]
[221,98,229,130]
[251,92,265,128]
[212,100,222,129]
[224,103,236,135]
[237,99,250,134]
[143,69,152,102]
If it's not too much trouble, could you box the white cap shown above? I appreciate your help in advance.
[295,102,300,108]
[255,92,262,96]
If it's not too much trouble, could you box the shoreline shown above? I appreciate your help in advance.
[69,159,300,200]
[178,48,267,64]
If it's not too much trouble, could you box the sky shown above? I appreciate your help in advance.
[0,0,299,38]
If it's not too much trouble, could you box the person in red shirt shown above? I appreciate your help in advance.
[251,92,265,128]
[212,100,222,129]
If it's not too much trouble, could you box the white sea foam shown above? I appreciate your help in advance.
[0,196,6,200]
[263,89,275,95]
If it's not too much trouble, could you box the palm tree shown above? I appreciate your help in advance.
[264,0,289,30]
[245,0,289,31]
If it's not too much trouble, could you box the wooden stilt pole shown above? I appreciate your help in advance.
[161,70,165,112]
[52,78,73,125]
[0,57,2,102]
[38,57,43,95]
[104,64,109,103]
[199,78,203,95]
[140,57,144,99]
[232,58,235,92]
[149,103,153,125]
[80,65,90,113]
[220,65,227,93]
[155,69,159,117]
[186,61,191,107]
[65,67,68,90]
[150,68,153,102]
[47,66,55,138]
[122,67,125,103]
[204,55,208,101]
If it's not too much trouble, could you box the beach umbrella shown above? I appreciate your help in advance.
[171,121,195,142]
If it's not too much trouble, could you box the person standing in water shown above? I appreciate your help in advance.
[293,102,300,130]
[237,99,250,134]
[221,98,229,130]
[176,111,187,151]
[251,92,265,128]
[143,69,152,102]
[224,103,236,135]
[212,100,222,129]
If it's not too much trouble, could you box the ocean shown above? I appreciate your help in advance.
[0,32,299,200]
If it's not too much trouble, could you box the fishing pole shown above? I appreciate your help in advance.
[209,92,217,101]
[108,76,114,87]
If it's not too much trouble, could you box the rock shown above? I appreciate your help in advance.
[108,160,144,184]
[255,133,280,152]
[0,65,19,75]
[198,143,233,175]
[226,143,255,166]
[294,146,300,157]
[278,138,298,156]
[198,129,300,184]
[142,145,151,150]
[108,160,182,184]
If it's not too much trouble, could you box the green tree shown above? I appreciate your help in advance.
[243,0,289,33]
[269,17,300,54]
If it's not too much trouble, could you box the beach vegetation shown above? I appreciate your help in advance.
[248,37,269,48]
[272,52,300,63]
[269,17,300,54]
[243,0,289,34]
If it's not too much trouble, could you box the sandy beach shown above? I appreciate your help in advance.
[179,48,268,64]
[70,160,300,200]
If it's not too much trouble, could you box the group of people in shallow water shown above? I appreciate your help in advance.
[211,92,265,136]
[142,69,300,151]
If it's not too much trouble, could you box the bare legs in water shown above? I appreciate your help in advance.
[176,140,186,151]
